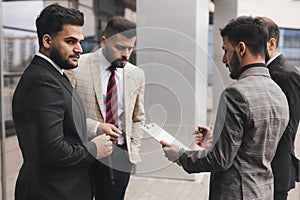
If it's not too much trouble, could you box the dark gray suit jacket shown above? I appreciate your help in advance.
[268,54,300,191]
[179,66,289,200]
[13,56,97,200]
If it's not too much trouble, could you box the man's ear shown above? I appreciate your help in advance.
[268,38,277,50]
[100,36,107,43]
[42,34,52,49]
[237,42,246,56]
[100,36,106,48]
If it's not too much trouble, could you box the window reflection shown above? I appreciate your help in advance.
[3,76,20,136]
[280,28,300,69]
[2,0,42,136]
[3,29,38,73]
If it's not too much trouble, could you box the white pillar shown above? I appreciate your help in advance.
[136,0,209,180]
[211,0,237,124]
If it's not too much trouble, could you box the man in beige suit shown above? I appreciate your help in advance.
[68,17,145,199]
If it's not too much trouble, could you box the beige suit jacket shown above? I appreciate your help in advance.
[67,49,145,164]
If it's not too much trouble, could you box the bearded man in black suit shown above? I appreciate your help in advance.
[257,16,300,200]
[12,4,113,200]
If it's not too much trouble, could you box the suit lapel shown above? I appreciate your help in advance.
[33,56,87,140]
[33,56,75,94]
[268,55,283,70]
[89,51,106,117]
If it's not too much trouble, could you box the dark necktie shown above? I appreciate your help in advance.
[105,66,118,128]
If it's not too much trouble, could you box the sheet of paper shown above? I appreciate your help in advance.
[142,123,190,150]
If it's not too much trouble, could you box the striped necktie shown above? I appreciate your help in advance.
[105,66,118,128]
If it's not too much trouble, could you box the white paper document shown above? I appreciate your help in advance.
[142,123,190,150]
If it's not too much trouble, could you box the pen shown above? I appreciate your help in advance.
[192,128,206,135]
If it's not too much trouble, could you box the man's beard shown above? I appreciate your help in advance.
[110,56,128,68]
[229,50,241,80]
[50,47,77,69]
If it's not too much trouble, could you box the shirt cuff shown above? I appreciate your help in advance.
[93,122,101,135]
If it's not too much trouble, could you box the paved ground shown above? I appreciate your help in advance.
[126,174,300,200]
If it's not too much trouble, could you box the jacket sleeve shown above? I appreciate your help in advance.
[179,88,249,173]
[280,70,300,140]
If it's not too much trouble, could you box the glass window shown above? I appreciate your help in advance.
[2,0,43,136]
[280,28,300,70]
[3,29,38,73]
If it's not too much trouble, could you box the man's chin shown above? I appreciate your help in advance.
[61,64,78,70]
[118,62,127,68]
[112,60,127,68]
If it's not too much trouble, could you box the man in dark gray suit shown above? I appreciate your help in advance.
[256,16,300,200]
[161,16,289,200]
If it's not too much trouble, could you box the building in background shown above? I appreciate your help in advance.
[1,0,300,199]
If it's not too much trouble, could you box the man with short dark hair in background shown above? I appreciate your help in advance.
[256,16,300,200]
[68,16,145,200]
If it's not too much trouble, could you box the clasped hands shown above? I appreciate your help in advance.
[91,123,121,159]
[161,126,213,162]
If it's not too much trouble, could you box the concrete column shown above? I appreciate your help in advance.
[136,0,209,180]
[211,0,237,123]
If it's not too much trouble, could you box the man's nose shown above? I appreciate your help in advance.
[121,48,132,57]
[74,42,83,54]
[222,54,226,64]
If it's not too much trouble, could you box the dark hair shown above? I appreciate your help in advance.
[104,16,136,39]
[255,16,280,46]
[36,3,84,46]
[220,15,268,57]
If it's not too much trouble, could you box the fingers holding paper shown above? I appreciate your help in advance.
[160,140,182,162]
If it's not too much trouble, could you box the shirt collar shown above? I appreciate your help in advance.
[99,48,112,72]
[237,63,266,79]
[36,52,64,75]
[266,52,282,66]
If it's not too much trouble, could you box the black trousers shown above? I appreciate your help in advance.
[93,144,133,200]
[274,190,288,200]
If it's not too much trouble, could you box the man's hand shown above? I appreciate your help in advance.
[160,140,182,162]
[91,134,113,159]
[194,126,213,149]
[98,123,121,144]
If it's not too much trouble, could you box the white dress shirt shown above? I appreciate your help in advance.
[98,49,125,145]
[266,52,282,66]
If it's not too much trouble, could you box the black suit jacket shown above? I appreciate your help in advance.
[268,54,300,191]
[12,56,97,200]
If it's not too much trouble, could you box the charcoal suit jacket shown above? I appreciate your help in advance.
[12,55,97,200]
[178,66,289,200]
